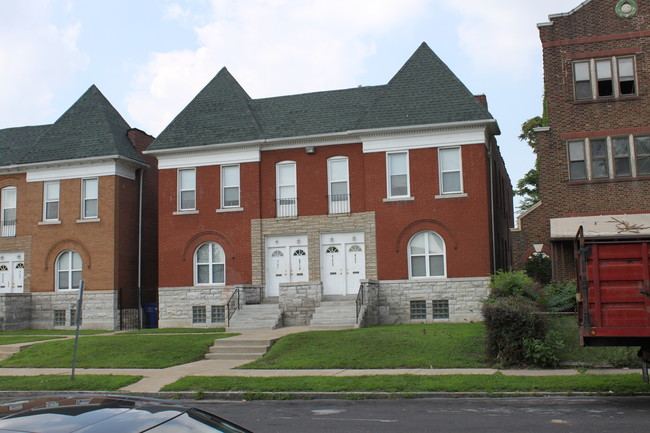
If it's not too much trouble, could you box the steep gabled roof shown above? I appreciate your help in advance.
[150,68,262,151]
[148,42,496,152]
[0,125,50,166]
[16,85,143,165]
[355,43,493,130]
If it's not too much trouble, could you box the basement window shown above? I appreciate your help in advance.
[410,300,427,320]
[432,300,450,319]
[192,306,207,324]
[211,305,225,324]
[53,310,66,327]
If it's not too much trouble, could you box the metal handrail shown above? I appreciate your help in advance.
[226,288,241,326]
[355,283,364,323]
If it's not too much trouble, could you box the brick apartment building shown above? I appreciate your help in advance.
[146,43,513,328]
[512,0,650,279]
[0,85,158,330]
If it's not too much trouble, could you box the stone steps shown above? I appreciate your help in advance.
[205,338,273,361]
[227,303,282,330]
[0,345,24,360]
[310,300,358,330]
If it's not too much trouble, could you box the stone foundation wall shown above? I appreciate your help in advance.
[30,291,118,330]
[279,281,322,326]
[0,294,32,331]
[376,277,489,324]
[359,280,380,327]
[158,285,247,328]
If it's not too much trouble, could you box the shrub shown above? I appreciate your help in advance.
[523,330,564,368]
[482,297,548,366]
[489,270,538,302]
[542,280,577,313]
[525,253,552,284]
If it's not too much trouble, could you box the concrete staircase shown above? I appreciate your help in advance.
[205,337,274,361]
[0,345,22,360]
[227,303,282,331]
[309,297,359,329]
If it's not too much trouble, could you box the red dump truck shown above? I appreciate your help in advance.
[575,226,650,381]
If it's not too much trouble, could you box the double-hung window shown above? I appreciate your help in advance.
[1,187,16,237]
[276,161,297,217]
[195,242,225,285]
[612,137,631,178]
[439,147,463,194]
[328,157,350,214]
[56,250,82,291]
[409,231,446,278]
[221,165,240,208]
[178,168,196,211]
[386,151,409,198]
[569,135,650,181]
[43,181,60,221]
[573,56,636,100]
[590,139,609,179]
[568,141,587,180]
[81,178,98,219]
[636,136,650,176]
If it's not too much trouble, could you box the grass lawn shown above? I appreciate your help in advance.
[243,323,488,369]
[121,328,226,334]
[162,373,649,395]
[0,375,142,391]
[0,334,236,369]
[0,336,65,345]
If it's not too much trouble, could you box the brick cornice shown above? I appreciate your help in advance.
[542,30,650,48]
[560,126,650,140]
[566,46,641,60]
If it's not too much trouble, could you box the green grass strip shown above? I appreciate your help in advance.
[0,334,236,369]
[0,375,142,391]
[120,328,226,334]
[242,323,489,369]
[162,374,649,395]
[0,336,66,345]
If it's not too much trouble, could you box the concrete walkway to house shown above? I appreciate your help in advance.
[0,326,640,393]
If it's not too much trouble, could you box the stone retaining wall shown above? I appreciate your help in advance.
[30,291,118,330]
[279,281,323,326]
[0,294,32,331]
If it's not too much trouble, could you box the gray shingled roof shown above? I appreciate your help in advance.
[148,42,496,152]
[0,85,144,168]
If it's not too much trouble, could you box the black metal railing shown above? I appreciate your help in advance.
[1,220,16,237]
[355,283,365,323]
[227,288,241,326]
[328,194,350,214]
[275,197,297,218]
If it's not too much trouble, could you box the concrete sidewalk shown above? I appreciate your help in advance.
[0,326,641,393]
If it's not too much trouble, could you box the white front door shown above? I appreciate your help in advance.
[321,232,365,295]
[0,252,24,293]
[265,235,308,297]
[0,263,9,293]
[12,262,24,292]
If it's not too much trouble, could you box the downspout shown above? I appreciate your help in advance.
[489,139,497,274]
[138,168,144,328]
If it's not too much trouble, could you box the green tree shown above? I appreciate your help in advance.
[515,115,545,213]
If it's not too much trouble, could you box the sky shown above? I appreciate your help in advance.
[0,0,577,212]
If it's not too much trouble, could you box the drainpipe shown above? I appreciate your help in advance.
[138,168,144,328]
[489,139,497,274]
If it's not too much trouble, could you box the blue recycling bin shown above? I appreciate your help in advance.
[143,303,158,328]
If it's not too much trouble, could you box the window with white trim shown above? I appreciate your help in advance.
[386,151,409,198]
[276,161,297,217]
[1,186,16,237]
[43,181,60,221]
[573,56,636,100]
[82,178,98,219]
[408,231,446,278]
[221,165,240,208]
[439,147,463,194]
[195,242,225,285]
[178,168,196,211]
[327,156,349,214]
[56,250,82,291]
[568,135,650,181]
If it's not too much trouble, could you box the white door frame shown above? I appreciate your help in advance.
[0,252,24,293]
[320,232,365,295]
[265,235,308,297]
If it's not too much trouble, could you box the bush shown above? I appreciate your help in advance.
[489,270,538,301]
[482,297,548,366]
[525,253,552,284]
[542,280,577,313]
[523,330,564,368]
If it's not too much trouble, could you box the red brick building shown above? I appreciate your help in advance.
[0,86,158,330]
[147,43,513,328]
[512,0,650,279]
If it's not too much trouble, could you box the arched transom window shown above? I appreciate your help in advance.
[56,250,82,290]
[408,231,446,278]
[195,242,225,285]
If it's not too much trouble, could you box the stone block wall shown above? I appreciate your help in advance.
[359,280,380,327]
[0,294,32,330]
[30,291,118,330]
[279,281,322,326]
[376,277,489,324]
[158,286,235,328]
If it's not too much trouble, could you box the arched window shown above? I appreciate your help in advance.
[56,250,82,290]
[195,242,225,285]
[408,231,446,278]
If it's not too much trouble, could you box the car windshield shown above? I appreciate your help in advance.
[144,408,251,433]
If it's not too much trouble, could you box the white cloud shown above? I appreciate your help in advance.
[444,0,572,78]
[127,0,429,135]
[0,0,87,128]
